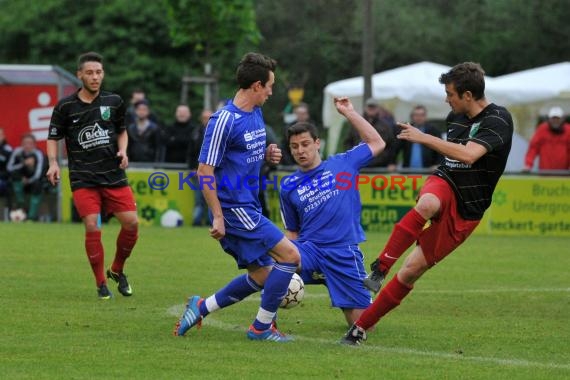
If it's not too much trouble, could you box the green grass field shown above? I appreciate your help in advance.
[1,223,568,379]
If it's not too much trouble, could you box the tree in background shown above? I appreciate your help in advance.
[0,0,203,122]
[1,0,569,141]
[164,0,261,110]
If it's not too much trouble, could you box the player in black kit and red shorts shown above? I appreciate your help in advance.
[342,62,514,345]
[47,52,138,299]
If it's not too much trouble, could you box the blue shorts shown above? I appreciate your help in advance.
[219,214,284,269]
[294,240,371,309]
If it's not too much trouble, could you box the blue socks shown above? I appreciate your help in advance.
[199,274,261,317]
[252,262,297,331]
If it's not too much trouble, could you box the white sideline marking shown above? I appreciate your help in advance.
[417,287,570,294]
[230,287,570,303]
[166,304,570,371]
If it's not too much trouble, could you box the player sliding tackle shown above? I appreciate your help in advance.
[342,62,513,345]
[174,52,300,342]
[280,96,385,326]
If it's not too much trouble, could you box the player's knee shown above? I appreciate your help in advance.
[398,259,428,285]
[415,194,441,218]
[278,246,301,265]
[122,217,138,231]
[84,221,99,232]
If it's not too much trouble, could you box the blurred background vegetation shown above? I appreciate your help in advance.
[1,0,569,130]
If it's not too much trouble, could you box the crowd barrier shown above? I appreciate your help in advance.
[57,168,570,237]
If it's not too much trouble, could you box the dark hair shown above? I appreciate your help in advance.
[439,62,485,100]
[21,133,36,142]
[134,99,149,109]
[287,122,319,143]
[412,105,427,114]
[236,52,277,89]
[78,52,103,70]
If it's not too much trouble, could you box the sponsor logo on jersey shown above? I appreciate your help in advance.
[243,128,266,142]
[78,122,110,149]
[469,122,480,138]
[100,106,111,121]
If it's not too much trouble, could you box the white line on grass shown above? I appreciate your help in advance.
[416,287,570,294]
[166,304,570,371]
[203,287,569,303]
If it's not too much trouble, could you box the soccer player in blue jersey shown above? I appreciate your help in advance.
[174,53,300,342]
[280,97,386,326]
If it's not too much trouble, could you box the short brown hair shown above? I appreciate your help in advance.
[439,62,485,100]
[236,52,277,89]
[287,122,319,143]
[78,52,103,70]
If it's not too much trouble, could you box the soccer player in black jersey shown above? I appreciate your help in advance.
[46,52,138,299]
[342,62,513,345]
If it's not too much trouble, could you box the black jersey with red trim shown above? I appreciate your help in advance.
[48,90,128,190]
[433,103,513,220]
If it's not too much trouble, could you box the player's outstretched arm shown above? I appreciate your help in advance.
[397,122,486,165]
[46,140,60,186]
[334,97,385,156]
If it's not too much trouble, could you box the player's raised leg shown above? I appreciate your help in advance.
[363,193,437,292]
[341,246,427,345]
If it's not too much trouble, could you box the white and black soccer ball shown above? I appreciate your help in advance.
[280,273,305,309]
[160,209,184,228]
[9,208,27,223]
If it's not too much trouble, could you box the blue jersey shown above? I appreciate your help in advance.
[280,143,372,246]
[199,101,267,229]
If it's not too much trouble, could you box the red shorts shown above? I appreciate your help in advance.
[72,186,137,218]
[417,176,480,266]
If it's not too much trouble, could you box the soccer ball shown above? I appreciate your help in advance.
[160,209,184,228]
[9,208,27,223]
[280,273,305,309]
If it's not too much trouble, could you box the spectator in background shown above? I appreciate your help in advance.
[125,88,160,127]
[394,105,442,171]
[524,106,570,171]
[281,102,319,165]
[162,104,196,164]
[344,98,397,169]
[7,133,45,221]
[0,128,13,196]
[187,109,212,226]
[259,122,279,218]
[127,100,161,162]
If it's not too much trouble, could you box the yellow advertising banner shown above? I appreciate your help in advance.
[266,172,570,237]
[478,176,570,236]
[60,168,195,226]
[60,168,570,236]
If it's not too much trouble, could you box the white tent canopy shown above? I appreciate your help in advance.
[491,62,570,139]
[322,62,454,155]
[322,61,570,168]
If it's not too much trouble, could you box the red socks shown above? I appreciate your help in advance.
[378,208,427,273]
[356,275,413,330]
[111,228,138,273]
[85,231,105,286]
[85,228,137,285]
